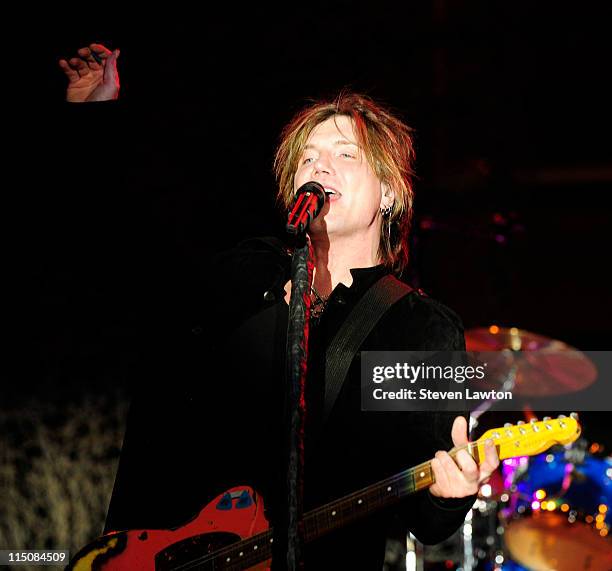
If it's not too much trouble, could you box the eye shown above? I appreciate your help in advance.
[302,157,315,165]
[340,152,356,159]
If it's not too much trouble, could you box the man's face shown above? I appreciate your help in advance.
[294,115,386,240]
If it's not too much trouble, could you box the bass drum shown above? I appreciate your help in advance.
[501,450,612,571]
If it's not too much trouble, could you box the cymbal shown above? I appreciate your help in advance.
[465,327,597,396]
[505,514,612,571]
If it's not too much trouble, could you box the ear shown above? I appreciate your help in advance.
[380,181,396,209]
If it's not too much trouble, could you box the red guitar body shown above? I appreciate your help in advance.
[67,486,270,571]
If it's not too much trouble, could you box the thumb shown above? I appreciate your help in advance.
[451,415,469,447]
[103,49,120,85]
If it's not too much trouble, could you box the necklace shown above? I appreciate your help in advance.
[310,285,329,320]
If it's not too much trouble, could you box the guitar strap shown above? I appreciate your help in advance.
[323,274,413,425]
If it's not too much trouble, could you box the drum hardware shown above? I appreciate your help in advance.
[500,446,612,571]
[420,325,604,570]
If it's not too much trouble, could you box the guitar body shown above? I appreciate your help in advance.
[67,486,271,571]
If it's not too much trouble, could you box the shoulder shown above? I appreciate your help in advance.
[384,286,466,351]
[216,235,290,259]
[214,236,291,282]
[207,237,292,317]
[413,291,463,331]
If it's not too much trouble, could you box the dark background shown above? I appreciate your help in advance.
[12,2,612,452]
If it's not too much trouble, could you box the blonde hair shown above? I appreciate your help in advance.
[273,92,416,274]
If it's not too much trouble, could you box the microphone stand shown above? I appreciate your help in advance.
[283,181,323,570]
[284,236,313,571]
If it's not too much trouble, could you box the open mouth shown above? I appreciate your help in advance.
[324,187,341,200]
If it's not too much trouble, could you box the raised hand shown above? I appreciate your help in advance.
[59,43,120,102]
[429,415,499,499]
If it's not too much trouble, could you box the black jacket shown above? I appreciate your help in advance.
[105,236,476,569]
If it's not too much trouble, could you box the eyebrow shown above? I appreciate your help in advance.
[303,139,360,150]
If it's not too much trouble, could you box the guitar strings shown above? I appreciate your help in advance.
[169,419,571,569]
[167,440,492,570]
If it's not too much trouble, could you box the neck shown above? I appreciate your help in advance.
[309,233,381,297]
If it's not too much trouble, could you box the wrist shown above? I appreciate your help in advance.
[427,489,477,511]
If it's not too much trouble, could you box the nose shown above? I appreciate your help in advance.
[313,153,335,176]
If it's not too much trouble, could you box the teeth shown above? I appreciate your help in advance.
[324,188,336,195]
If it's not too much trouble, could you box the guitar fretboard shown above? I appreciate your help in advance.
[186,443,484,570]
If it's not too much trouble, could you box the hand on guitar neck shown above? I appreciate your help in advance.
[428,415,499,500]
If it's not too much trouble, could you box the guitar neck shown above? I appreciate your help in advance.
[301,442,489,541]
[201,443,488,570]
[186,416,580,570]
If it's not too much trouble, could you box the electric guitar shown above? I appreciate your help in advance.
[67,415,581,570]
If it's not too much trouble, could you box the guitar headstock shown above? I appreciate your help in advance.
[478,413,581,460]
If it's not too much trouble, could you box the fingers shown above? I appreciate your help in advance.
[456,448,479,483]
[89,43,112,58]
[431,451,452,493]
[59,44,114,78]
[430,426,501,499]
[432,450,470,497]
[58,59,79,82]
[430,447,482,498]
[77,47,102,71]
[68,57,91,78]
[478,439,500,481]
[451,415,469,447]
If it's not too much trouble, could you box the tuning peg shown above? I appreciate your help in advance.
[543,416,551,421]
[504,423,512,428]
[530,418,537,423]
[558,414,567,419]
[517,420,525,425]
[570,412,579,420]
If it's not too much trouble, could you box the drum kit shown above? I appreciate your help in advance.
[417,326,612,571]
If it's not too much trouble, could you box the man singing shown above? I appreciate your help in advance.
[60,43,499,569]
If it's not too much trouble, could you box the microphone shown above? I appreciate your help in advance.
[286,181,326,235]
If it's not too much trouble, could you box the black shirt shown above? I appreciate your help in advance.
[105,236,476,569]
